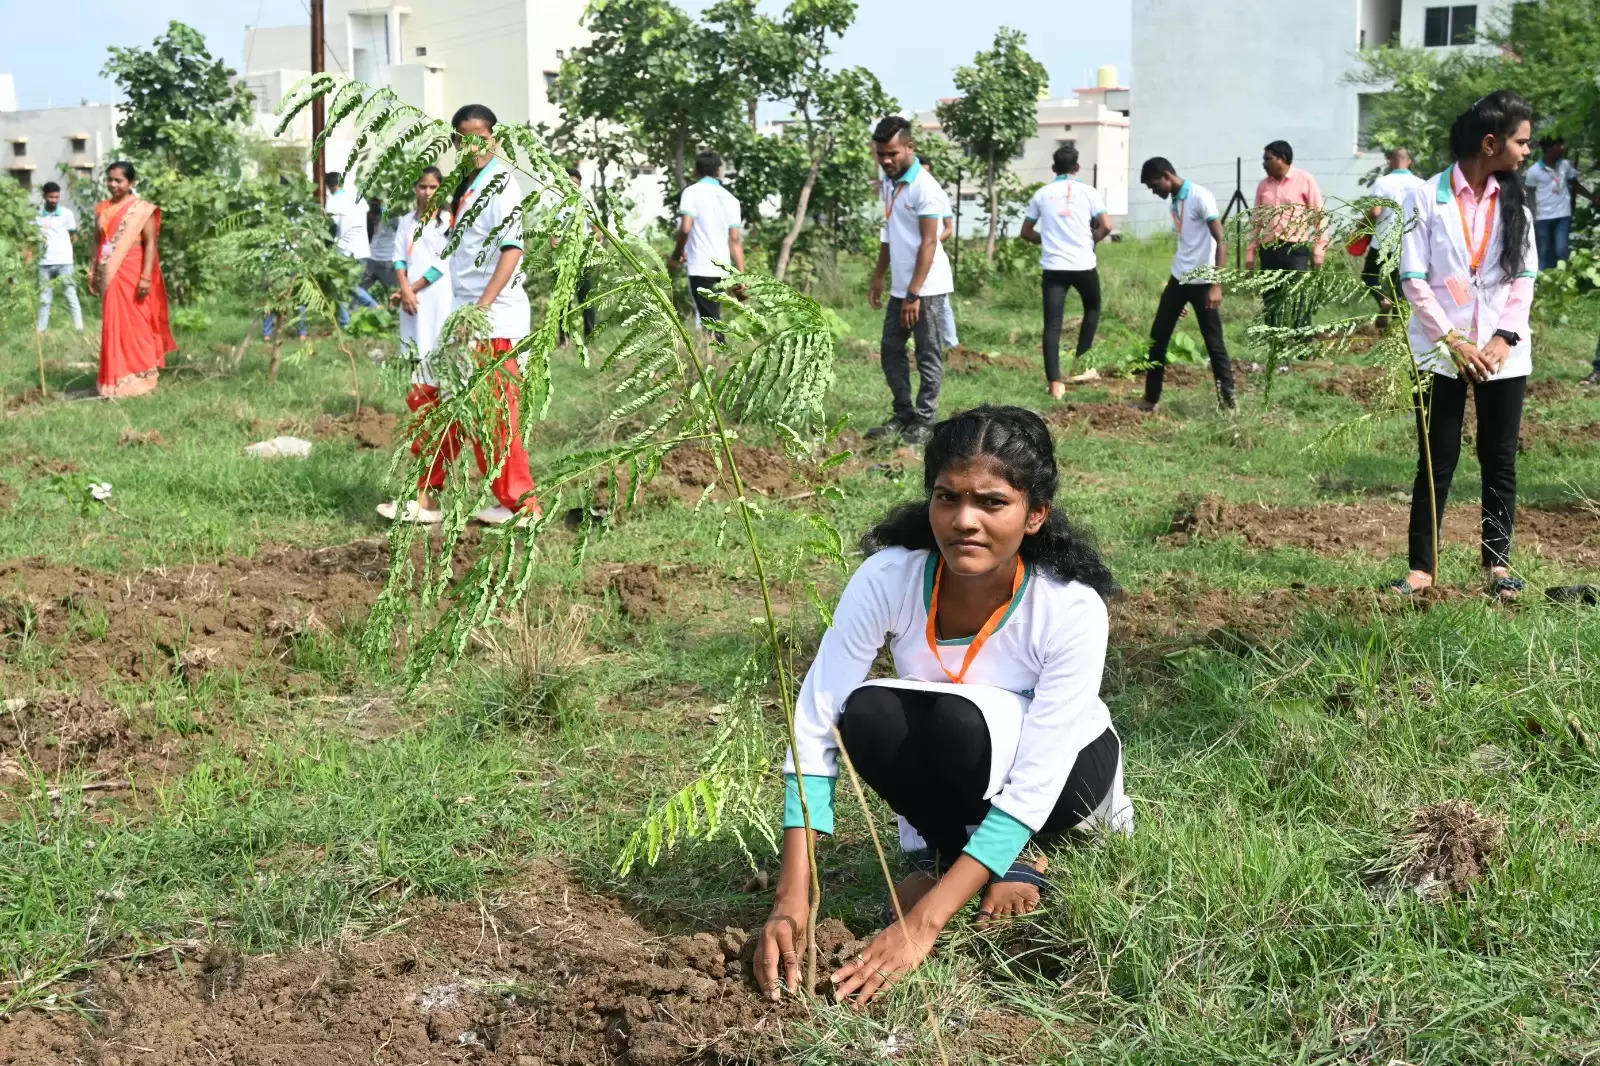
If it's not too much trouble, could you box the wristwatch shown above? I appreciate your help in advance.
[904,290,921,301]
[1492,328,1521,346]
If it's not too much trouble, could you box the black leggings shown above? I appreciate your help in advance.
[1042,268,1102,382]
[1409,372,1526,572]
[837,685,1120,871]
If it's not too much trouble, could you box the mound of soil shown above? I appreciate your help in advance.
[253,409,398,451]
[660,441,807,502]
[1162,493,1600,568]
[1385,799,1505,901]
[1517,419,1600,454]
[1315,365,1404,407]
[2,451,81,479]
[0,867,904,1066]
[1047,401,1162,438]
[0,690,129,782]
[0,540,391,688]
[942,345,1031,375]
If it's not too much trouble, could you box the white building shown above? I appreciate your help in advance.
[0,75,119,197]
[1127,0,1515,234]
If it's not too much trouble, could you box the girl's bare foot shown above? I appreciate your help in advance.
[1397,569,1434,594]
[886,870,939,922]
[976,854,1049,923]
[1048,380,1066,400]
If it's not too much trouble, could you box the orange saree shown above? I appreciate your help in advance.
[95,196,175,398]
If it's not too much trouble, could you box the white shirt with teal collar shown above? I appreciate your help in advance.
[449,158,530,340]
[35,205,78,267]
[783,546,1128,876]
[1026,175,1108,272]
[1168,178,1221,282]
[677,176,742,278]
[1370,167,1425,246]
[879,159,953,299]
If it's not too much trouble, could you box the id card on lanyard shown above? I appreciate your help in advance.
[1446,187,1495,308]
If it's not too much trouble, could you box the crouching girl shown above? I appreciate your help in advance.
[756,404,1132,1006]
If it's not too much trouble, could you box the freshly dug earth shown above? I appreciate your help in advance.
[1164,493,1600,568]
[1381,799,1506,901]
[1048,401,1170,438]
[0,866,1028,1066]
[0,539,391,688]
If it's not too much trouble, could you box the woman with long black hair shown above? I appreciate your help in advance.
[753,405,1133,1006]
[1393,90,1537,601]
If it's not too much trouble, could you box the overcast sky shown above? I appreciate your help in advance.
[4,0,1132,113]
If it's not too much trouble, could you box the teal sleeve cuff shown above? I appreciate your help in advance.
[499,240,524,251]
[1092,210,1108,219]
[1515,271,1537,278]
[962,807,1033,877]
[1398,271,1427,280]
[423,266,443,284]
[394,258,408,272]
[782,773,836,835]
[1204,214,1220,222]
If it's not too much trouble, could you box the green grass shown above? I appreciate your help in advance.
[2,241,1599,1061]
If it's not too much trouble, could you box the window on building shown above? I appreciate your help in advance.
[543,71,559,96]
[1056,138,1076,150]
[75,166,93,177]
[1357,93,1380,150]
[69,136,87,153]
[10,141,25,158]
[1423,5,1477,46]
[415,46,427,57]
[9,169,31,189]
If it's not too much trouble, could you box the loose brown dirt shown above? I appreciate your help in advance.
[0,539,391,689]
[1163,493,1600,569]
[659,441,810,502]
[1047,400,1167,438]
[0,865,1029,1066]
[1517,419,1600,454]
[2,451,81,479]
[942,344,1032,375]
[1,690,130,783]
[253,408,399,450]
[1381,799,1506,902]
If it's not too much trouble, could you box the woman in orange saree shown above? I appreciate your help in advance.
[89,161,175,398]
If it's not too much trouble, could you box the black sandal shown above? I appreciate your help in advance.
[1487,575,1524,602]
[1384,577,1428,596]
[975,860,1049,922]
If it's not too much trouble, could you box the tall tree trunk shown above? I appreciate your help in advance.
[984,155,999,265]
[747,97,758,130]
[776,155,821,281]
[674,127,687,193]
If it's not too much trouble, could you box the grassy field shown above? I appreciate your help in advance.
[3,234,1599,1065]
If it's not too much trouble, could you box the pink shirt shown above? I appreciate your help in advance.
[1247,167,1325,264]
[1402,165,1533,344]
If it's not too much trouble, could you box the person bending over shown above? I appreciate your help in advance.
[756,405,1133,1006]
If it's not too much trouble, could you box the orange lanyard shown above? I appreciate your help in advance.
[1455,188,1497,275]
[925,557,1024,684]
[884,179,906,221]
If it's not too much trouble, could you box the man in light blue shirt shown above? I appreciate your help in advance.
[31,182,84,333]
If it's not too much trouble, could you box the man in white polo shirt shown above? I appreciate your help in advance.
[1135,156,1234,413]
[867,115,955,445]
[1363,147,1425,328]
[669,150,744,343]
[1526,136,1594,270]
[323,171,381,328]
[31,182,83,333]
[1021,145,1112,397]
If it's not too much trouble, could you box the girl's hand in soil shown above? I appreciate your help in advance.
[830,917,936,1008]
[755,893,809,1001]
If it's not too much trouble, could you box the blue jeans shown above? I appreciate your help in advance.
[37,264,84,331]
[339,283,380,328]
[1535,216,1571,270]
[263,309,308,339]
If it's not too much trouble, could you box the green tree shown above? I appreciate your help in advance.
[703,0,798,131]
[936,27,1047,265]
[101,20,253,177]
[1346,46,1497,174]
[560,0,743,198]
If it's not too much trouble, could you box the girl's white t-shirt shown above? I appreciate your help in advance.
[785,546,1115,835]
[395,209,454,385]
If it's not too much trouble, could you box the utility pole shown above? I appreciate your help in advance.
[311,0,326,205]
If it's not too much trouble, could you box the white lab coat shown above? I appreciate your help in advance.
[395,209,454,386]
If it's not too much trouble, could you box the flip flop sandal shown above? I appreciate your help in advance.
[1384,577,1423,596]
[976,860,1050,922]
[1487,575,1525,602]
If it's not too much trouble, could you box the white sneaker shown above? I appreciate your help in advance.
[377,499,443,524]
[472,505,517,526]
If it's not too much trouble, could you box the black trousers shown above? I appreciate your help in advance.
[688,274,725,342]
[1145,276,1234,406]
[560,271,596,344]
[1361,246,1398,312]
[837,684,1120,872]
[1041,268,1102,382]
[1259,243,1314,331]
[1408,372,1526,572]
